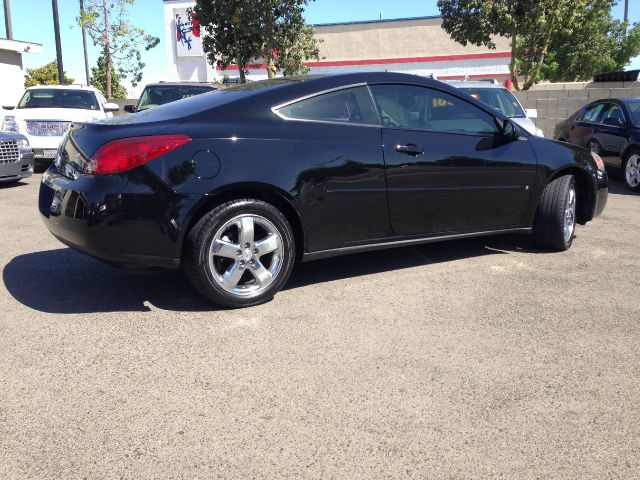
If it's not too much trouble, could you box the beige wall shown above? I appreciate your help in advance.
[314,17,510,62]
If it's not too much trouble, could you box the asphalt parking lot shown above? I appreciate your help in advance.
[1,173,639,479]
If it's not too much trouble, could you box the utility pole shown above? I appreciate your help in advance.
[80,0,91,85]
[3,0,13,39]
[52,0,64,84]
[624,0,629,23]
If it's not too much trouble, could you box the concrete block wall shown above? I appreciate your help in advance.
[513,82,640,138]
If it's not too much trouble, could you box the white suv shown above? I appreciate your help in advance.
[446,80,544,137]
[1,85,119,164]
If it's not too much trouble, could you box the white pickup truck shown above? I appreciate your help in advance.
[1,84,119,165]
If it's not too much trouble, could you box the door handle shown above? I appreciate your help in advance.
[395,144,424,156]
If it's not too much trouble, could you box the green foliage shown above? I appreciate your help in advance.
[438,0,640,89]
[192,0,321,82]
[90,54,128,99]
[24,61,74,87]
[78,0,159,97]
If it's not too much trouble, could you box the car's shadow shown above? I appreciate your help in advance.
[0,180,29,189]
[3,234,543,314]
[608,177,638,197]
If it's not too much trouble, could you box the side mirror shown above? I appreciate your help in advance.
[2,105,15,110]
[104,102,120,112]
[123,104,137,113]
[603,117,624,128]
[502,119,518,139]
[525,108,538,119]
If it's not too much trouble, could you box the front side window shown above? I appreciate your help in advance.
[275,87,379,125]
[18,89,100,110]
[579,103,605,123]
[600,103,625,125]
[626,101,640,126]
[370,84,498,135]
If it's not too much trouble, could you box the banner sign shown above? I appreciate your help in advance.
[174,9,202,57]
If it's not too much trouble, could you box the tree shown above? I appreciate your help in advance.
[192,0,321,82]
[439,0,640,88]
[542,1,640,82]
[24,60,74,87]
[191,1,261,84]
[256,1,321,79]
[90,54,128,99]
[78,0,159,98]
[438,0,597,90]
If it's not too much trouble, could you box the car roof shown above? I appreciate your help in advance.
[26,84,99,92]
[110,72,508,125]
[445,80,506,89]
[143,82,216,88]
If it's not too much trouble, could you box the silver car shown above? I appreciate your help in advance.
[446,80,544,137]
[0,132,34,184]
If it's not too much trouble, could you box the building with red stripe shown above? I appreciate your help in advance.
[163,1,512,83]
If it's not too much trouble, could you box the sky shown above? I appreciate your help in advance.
[0,0,638,97]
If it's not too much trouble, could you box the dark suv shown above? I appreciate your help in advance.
[124,82,218,113]
[555,98,640,191]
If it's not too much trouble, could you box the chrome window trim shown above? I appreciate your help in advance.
[271,83,381,128]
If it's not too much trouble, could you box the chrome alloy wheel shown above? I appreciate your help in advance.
[626,154,640,188]
[564,186,576,244]
[208,214,284,298]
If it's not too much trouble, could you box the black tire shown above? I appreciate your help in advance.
[184,198,296,308]
[622,149,640,192]
[532,175,577,251]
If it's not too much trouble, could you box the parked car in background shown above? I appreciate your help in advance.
[447,80,545,137]
[0,132,34,184]
[554,98,640,191]
[1,85,119,165]
[124,82,218,113]
[39,73,608,308]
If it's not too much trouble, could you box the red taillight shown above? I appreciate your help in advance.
[84,135,191,175]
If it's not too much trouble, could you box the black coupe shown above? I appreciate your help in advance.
[554,97,640,191]
[39,73,608,308]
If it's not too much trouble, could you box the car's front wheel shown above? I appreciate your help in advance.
[623,150,640,192]
[533,175,577,251]
[185,199,296,308]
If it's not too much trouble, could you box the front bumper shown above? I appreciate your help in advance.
[0,152,34,183]
[38,166,185,269]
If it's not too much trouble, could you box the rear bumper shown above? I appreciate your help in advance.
[38,166,184,269]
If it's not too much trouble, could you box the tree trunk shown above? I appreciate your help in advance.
[103,0,111,98]
[266,56,276,79]
[509,32,520,91]
[238,62,246,84]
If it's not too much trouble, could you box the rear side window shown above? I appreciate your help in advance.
[370,84,498,135]
[579,103,605,123]
[275,87,379,125]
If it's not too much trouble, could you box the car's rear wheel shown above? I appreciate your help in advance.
[623,150,640,192]
[533,175,577,251]
[185,199,296,308]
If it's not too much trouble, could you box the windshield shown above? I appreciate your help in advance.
[626,101,640,126]
[137,85,214,111]
[460,87,526,118]
[18,89,99,110]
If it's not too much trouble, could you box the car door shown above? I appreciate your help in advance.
[595,102,628,167]
[368,84,538,236]
[270,85,390,251]
[568,102,606,148]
